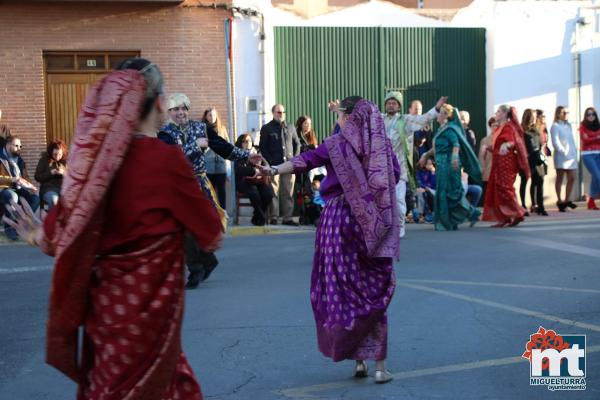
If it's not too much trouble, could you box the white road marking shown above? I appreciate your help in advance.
[277,344,600,399]
[501,236,600,259]
[401,278,600,294]
[399,282,600,333]
[515,223,600,232]
[0,265,52,274]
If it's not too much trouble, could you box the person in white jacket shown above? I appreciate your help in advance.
[382,91,447,238]
[550,106,578,212]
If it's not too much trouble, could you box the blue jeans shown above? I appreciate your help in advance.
[466,184,482,208]
[42,190,60,209]
[583,153,600,198]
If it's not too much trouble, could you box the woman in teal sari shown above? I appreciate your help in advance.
[419,104,482,230]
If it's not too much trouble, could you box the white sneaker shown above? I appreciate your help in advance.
[399,227,406,239]
[375,370,393,384]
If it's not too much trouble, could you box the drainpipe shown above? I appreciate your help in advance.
[259,12,269,129]
[574,12,586,200]
[224,17,237,219]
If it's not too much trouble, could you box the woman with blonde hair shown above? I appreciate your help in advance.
[203,107,229,210]
[418,104,482,230]
[551,106,578,212]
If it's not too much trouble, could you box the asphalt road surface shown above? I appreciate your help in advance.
[1,212,599,399]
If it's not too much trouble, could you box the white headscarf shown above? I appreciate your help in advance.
[167,93,191,110]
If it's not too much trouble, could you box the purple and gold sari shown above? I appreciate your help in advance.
[292,100,400,361]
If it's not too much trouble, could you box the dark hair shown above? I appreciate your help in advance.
[6,135,20,144]
[554,106,566,123]
[521,109,536,132]
[271,104,284,113]
[582,107,600,131]
[339,96,362,115]
[487,116,496,128]
[295,115,318,146]
[535,109,545,118]
[235,133,253,148]
[46,140,68,162]
[115,57,164,119]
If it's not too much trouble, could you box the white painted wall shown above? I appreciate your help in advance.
[232,15,265,142]
[455,0,600,200]
[231,0,447,143]
[233,0,600,201]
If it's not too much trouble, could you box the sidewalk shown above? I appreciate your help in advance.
[227,221,315,236]
[1,202,598,245]
[0,220,316,246]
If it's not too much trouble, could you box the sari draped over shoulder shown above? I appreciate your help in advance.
[325,100,400,259]
[483,107,530,222]
[39,70,222,399]
[292,99,399,362]
[432,114,481,231]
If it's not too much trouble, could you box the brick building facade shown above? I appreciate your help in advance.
[0,0,232,170]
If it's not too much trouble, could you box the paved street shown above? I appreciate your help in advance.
[1,212,599,399]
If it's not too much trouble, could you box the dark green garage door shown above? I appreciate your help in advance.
[275,27,486,144]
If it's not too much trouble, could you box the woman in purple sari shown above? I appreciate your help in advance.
[261,97,400,383]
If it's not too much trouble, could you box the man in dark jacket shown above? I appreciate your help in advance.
[259,104,301,225]
[1,136,40,240]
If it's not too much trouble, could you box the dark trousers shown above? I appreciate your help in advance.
[530,175,545,211]
[207,173,227,210]
[405,186,416,214]
[237,180,274,224]
[519,171,528,208]
[184,232,218,277]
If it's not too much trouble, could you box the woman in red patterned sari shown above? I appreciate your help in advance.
[483,105,531,227]
[3,58,222,399]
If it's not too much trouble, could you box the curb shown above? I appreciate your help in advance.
[0,226,315,245]
[228,225,315,237]
[0,238,26,246]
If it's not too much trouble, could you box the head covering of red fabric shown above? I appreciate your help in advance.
[44,69,147,382]
[325,99,400,258]
[507,106,531,179]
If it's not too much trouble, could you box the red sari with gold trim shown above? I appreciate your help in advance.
[38,70,222,399]
[482,115,530,223]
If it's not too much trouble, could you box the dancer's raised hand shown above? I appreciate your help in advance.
[2,199,42,246]
[328,99,341,113]
[435,96,448,110]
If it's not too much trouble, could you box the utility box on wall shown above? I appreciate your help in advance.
[245,97,261,136]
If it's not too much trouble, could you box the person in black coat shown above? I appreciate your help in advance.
[235,134,273,226]
[258,104,301,225]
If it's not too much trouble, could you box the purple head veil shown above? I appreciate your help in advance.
[325,99,400,258]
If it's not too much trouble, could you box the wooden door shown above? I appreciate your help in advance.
[45,73,105,145]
